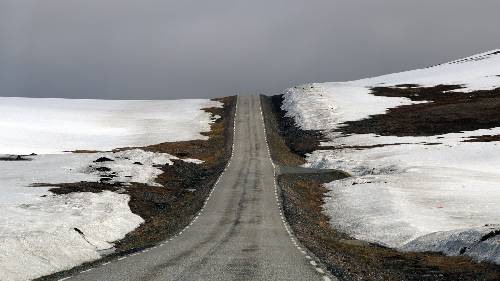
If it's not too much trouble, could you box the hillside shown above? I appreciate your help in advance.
[281,50,500,264]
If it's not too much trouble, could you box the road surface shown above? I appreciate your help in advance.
[67,95,332,281]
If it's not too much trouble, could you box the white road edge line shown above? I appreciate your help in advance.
[258,95,335,281]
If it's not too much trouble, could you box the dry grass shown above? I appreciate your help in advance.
[340,86,500,137]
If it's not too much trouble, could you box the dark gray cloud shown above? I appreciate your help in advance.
[1,0,500,99]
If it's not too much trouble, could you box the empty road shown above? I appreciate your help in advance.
[67,95,331,281]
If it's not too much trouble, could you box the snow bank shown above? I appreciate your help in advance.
[0,97,221,154]
[281,50,500,264]
[314,135,500,248]
[0,191,143,281]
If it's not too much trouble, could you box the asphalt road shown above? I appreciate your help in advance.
[67,95,333,281]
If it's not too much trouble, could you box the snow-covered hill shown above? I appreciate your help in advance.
[282,50,500,264]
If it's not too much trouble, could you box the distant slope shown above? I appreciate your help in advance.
[357,49,500,92]
[0,98,220,154]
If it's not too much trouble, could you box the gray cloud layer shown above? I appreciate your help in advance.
[1,0,500,99]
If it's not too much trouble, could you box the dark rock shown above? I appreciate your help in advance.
[96,166,112,172]
[74,227,84,235]
[480,229,500,242]
[460,247,467,254]
[94,157,114,162]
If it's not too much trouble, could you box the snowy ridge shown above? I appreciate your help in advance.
[282,50,500,264]
[352,49,500,92]
[444,49,500,66]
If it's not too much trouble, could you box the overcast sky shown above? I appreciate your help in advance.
[1,0,500,100]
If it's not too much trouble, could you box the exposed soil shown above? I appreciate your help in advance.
[0,155,32,161]
[463,134,500,143]
[339,86,500,137]
[261,94,500,281]
[37,96,236,281]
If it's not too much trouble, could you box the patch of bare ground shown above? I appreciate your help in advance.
[36,96,235,281]
[339,86,500,137]
[463,134,500,143]
[0,155,32,161]
[262,94,500,281]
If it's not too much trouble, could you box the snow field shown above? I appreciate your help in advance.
[0,97,221,154]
